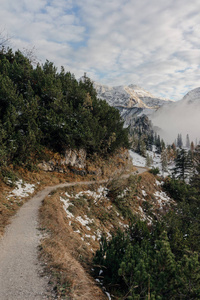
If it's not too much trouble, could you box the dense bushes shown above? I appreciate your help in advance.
[0,48,129,166]
[93,218,200,299]
[93,175,200,299]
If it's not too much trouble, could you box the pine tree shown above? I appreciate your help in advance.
[190,145,200,191]
[155,134,161,153]
[153,231,177,298]
[186,134,190,148]
[173,149,193,181]
[137,136,147,156]
[161,149,168,175]
[190,141,195,153]
[177,133,183,148]
[178,252,200,298]
[146,153,153,167]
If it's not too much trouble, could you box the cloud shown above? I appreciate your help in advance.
[150,89,200,144]
[0,0,200,100]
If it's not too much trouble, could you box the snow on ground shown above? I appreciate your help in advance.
[129,148,161,169]
[142,190,147,197]
[76,215,94,227]
[117,188,129,198]
[154,190,171,202]
[7,180,36,200]
[129,149,174,177]
[154,190,173,208]
[60,197,74,219]
[74,186,109,202]
[60,192,96,232]
[129,150,146,167]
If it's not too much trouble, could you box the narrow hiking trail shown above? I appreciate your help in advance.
[0,168,147,299]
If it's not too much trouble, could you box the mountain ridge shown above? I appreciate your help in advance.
[94,82,200,143]
[94,82,172,110]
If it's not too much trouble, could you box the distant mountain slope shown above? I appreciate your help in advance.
[94,82,172,109]
[94,82,173,127]
[181,87,200,104]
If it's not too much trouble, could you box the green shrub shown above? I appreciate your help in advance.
[149,167,160,175]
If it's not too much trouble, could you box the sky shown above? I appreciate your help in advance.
[0,0,200,101]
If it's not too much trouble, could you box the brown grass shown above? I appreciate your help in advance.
[0,166,73,236]
[38,167,175,299]
[39,193,107,300]
[1,150,166,299]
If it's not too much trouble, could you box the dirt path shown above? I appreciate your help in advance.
[0,167,147,299]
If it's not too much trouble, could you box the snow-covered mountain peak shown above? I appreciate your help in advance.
[127,84,154,98]
[181,87,200,104]
[94,82,172,110]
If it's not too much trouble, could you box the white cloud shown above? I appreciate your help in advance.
[0,0,200,100]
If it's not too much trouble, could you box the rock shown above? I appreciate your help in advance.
[70,168,87,176]
[61,149,86,169]
[38,148,87,173]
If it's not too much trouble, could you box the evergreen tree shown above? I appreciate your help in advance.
[137,136,147,157]
[161,149,168,175]
[173,149,193,180]
[190,141,195,153]
[186,134,190,148]
[0,47,130,166]
[190,145,200,191]
[155,134,161,153]
[177,133,183,148]
[146,153,153,167]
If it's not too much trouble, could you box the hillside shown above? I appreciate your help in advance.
[38,149,200,299]
[1,146,200,299]
[0,48,129,171]
[0,48,200,299]
[39,169,175,299]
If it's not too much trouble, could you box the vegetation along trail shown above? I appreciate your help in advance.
[0,168,146,299]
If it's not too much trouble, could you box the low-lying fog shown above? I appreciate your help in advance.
[149,88,200,145]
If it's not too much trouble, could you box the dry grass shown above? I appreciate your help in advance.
[0,166,72,236]
[1,149,171,299]
[0,149,132,297]
[39,192,107,300]
[38,173,154,298]
[38,167,176,299]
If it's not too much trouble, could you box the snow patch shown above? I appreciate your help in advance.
[76,215,94,227]
[74,186,109,202]
[142,190,147,197]
[60,197,74,218]
[129,150,146,167]
[8,180,35,199]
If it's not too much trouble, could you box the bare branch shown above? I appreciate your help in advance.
[0,29,10,48]
[22,46,39,66]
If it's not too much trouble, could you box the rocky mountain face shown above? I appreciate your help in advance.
[94,82,172,131]
[95,82,200,144]
[94,82,171,109]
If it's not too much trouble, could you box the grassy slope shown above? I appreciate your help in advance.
[0,148,132,235]
[0,150,174,299]
[39,171,174,299]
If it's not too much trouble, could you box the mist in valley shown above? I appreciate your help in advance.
[149,93,200,146]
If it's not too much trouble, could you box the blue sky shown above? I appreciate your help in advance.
[1,0,200,100]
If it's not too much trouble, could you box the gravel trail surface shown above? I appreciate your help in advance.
[0,188,53,300]
[0,167,146,299]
